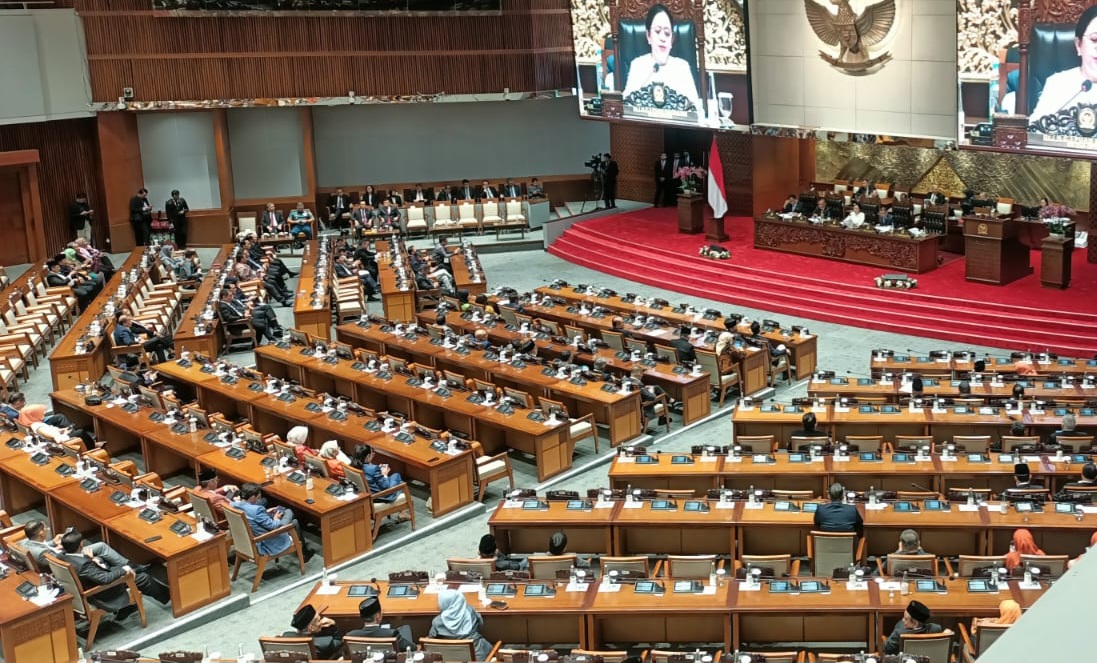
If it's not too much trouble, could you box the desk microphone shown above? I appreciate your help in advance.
[1054,79,1093,115]
[910,482,935,493]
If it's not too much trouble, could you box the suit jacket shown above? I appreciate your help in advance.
[345,624,415,652]
[410,188,433,203]
[62,550,132,611]
[231,500,294,555]
[260,211,285,233]
[655,158,670,181]
[165,197,189,221]
[813,502,864,535]
[113,325,140,346]
[352,209,374,227]
[603,160,619,181]
[479,186,497,200]
[361,192,381,207]
[503,184,522,198]
[435,187,454,203]
[670,336,696,363]
[329,194,352,213]
[884,621,944,655]
[218,299,248,324]
[129,196,151,223]
[458,186,476,201]
[389,194,404,206]
[363,462,401,494]
[69,201,92,230]
[335,262,356,279]
[376,206,399,224]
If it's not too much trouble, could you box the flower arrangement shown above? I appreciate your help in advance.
[699,244,730,260]
[676,166,707,194]
[1039,202,1074,220]
[874,274,917,290]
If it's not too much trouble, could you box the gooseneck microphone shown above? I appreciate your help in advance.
[1054,79,1093,115]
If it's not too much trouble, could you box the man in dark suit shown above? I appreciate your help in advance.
[351,201,374,236]
[432,237,454,274]
[782,195,798,213]
[345,597,415,650]
[361,186,381,208]
[328,188,353,230]
[165,189,190,248]
[409,184,433,204]
[218,289,280,344]
[376,199,400,230]
[457,179,475,201]
[113,314,172,364]
[601,153,619,209]
[69,192,94,241]
[259,203,285,235]
[883,600,943,655]
[503,178,522,198]
[654,152,671,206]
[129,188,152,246]
[335,253,379,300]
[283,604,343,660]
[435,185,454,204]
[670,325,696,363]
[479,180,498,201]
[57,529,171,616]
[388,189,404,206]
[813,482,863,536]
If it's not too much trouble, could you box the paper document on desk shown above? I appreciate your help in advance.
[878,581,900,591]
[738,582,761,591]
[597,583,622,593]
[190,529,214,542]
[458,584,481,593]
[502,500,523,509]
[958,505,981,512]
[566,582,590,592]
[1018,581,1042,590]
[616,456,635,463]
[702,585,717,595]
[594,501,614,509]
[315,584,341,595]
[864,503,888,510]
[845,581,868,591]
[714,501,735,509]
[623,501,643,509]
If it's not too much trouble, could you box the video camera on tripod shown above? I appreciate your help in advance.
[584,154,603,170]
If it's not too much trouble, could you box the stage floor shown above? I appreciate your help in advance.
[548,208,1097,357]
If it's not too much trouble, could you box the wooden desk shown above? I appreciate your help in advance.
[586,579,733,650]
[376,242,416,323]
[754,215,939,274]
[0,571,78,663]
[807,375,1094,403]
[452,252,487,297]
[299,580,589,648]
[730,578,874,650]
[336,321,641,450]
[294,240,332,341]
[490,501,617,555]
[48,250,149,390]
[173,244,232,359]
[531,286,818,380]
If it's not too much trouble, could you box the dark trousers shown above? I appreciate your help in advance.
[655,179,670,206]
[172,218,188,248]
[603,178,617,208]
[131,220,149,246]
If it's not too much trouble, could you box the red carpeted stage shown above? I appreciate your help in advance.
[548,208,1097,357]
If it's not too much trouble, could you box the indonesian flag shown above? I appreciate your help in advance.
[707,137,727,219]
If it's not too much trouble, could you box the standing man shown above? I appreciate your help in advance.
[601,153,619,209]
[654,152,670,207]
[129,188,152,246]
[670,152,683,199]
[69,192,94,241]
[165,189,189,248]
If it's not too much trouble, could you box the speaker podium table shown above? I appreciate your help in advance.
[963,216,1032,285]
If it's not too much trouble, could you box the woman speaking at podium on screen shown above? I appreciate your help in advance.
[622,3,702,114]
[1029,5,1097,130]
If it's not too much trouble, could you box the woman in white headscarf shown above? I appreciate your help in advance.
[714,331,744,376]
[429,588,491,660]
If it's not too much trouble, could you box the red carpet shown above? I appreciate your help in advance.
[547,208,1097,357]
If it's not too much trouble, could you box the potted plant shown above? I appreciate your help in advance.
[676,166,706,195]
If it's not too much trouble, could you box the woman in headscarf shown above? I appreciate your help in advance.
[1004,528,1045,570]
[159,244,179,271]
[428,588,491,660]
[1068,531,1097,570]
[714,332,744,376]
[971,599,1022,633]
[319,440,350,480]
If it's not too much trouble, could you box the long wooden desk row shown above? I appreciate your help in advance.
[531,284,818,380]
[754,215,940,274]
[487,498,1097,560]
[417,310,712,426]
[0,430,230,617]
[49,386,378,568]
[0,568,78,663]
[334,321,644,447]
[293,239,332,341]
[731,402,1095,444]
[150,358,480,514]
[806,375,1097,403]
[606,450,1093,494]
[870,353,1097,378]
[301,577,1047,652]
[250,343,572,484]
[173,244,234,359]
[49,249,152,390]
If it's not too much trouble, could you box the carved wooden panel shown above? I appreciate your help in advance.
[715,131,752,216]
[0,119,106,253]
[610,122,664,204]
[1031,0,1097,23]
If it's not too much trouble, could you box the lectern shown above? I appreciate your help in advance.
[963,216,1032,285]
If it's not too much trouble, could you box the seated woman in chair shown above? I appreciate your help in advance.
[1029,5,1097,127]
[714,332,745,376]
[429,588,493,660]
[318,440,350,481]
[621,4,702,113]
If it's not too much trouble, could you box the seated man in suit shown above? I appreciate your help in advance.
[883,600,944,654]
[894,528,926,555]
[57,528,171,616]
[217,289,281,344]
[457,179,476,201]
[527,177,545,199]
[113,314,171,364]
[23,520,132,571]
[810,197,831,220]
[351,201,375,236]
[1067,462,1097,488]
[259,202,286,236]
[409,183,433,204]
[327,188,353,230]
[345,596,415,651]
[231,482,315,562]
[46,258,97,309]
[357,444,407,505]
[1051,413,1087,447]
[477,533,529,572]
[813,482,863,536]
[479,180,498,201]
[1007,462,1044,492]
[670,325,697,363]
[283,604,342,659]
[435,185,455,204]
[782,194,798,213]
[502,178,522,198]
[375,199,400,230]
[334,253,380,301]
[388,189,404,206]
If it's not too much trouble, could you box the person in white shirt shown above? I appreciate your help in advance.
[841,202,866,229]
[1030,6,1097,127]
[622,4,702,113]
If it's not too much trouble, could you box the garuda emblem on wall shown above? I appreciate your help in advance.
[804,0,897,73]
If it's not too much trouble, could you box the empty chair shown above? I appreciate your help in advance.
[601,329,624,351]
[1021,553,1069,578]
[624,337,648,356]
[952,436,991,453]
[654,344,679,364]
[808,531,864,576]
[467,440,513,502]
[895,491,939,501]
[600,556,650,576]
[664,554,717,578]
[405,204,429,236]
[733,434,774,453]
[539,396,598,452]
[844,435,884,453]
[898,631,953,663]
[772,489,814,500]
[959,621,1012,660]
[882,554,937,577]
[1001,436,1041,452]
[728,654,799,663]
[695,348,739,406]
[738,554,799,578]
[456,202,479,232]
[569,651,629,663]
[952,555,1007,577]
[894,435,934,453]
[528,554,577,580]
[481,200,503,228]
[420,638,479,663]
[258,636,316,660]
[447,558,494,576]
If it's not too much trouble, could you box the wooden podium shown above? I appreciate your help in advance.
[1040,236,1074,289]
[677,193,704,234]
[963,216,1032,285]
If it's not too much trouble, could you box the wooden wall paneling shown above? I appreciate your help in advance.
[300,107,317,201]
[0,170,30,265]
[0,120,106,256]
[715,132,753,218]
[610,122,665,205]
[751,135,803,218]
[96,112,144,252]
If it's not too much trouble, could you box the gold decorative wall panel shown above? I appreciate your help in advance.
[815,142,1090,212]
[957,0,1016,77]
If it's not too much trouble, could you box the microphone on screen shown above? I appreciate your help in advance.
[1054,79,1093,115]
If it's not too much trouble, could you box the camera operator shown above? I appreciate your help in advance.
[601,153,619,209]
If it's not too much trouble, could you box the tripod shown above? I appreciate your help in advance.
[577,168,604,215]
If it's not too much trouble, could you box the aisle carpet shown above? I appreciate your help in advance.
[547,208,1097,356]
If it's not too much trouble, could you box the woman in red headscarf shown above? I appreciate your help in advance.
[1068,531,1097,570]
[1004,528,1045,570]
